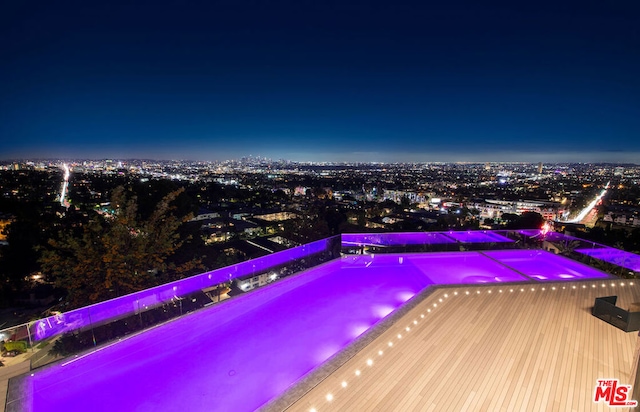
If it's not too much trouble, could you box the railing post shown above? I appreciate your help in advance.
[26,322,34,352]
[87,309,97,347]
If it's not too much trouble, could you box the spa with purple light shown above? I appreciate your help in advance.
[4,230,636,412]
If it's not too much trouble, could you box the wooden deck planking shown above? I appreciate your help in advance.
[285,280,640,412]
[526,288,555,409]
[457,293,508,411]
[532,287,561,412]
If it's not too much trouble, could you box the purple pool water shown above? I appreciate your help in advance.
[576,248,640,272]
[17,250,610,411]
[484,250,611,281]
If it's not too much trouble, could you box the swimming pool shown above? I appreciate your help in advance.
[11,249,612,412]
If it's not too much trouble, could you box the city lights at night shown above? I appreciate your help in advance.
[1,1,640,411]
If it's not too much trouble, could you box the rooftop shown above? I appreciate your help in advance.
[3,230,640,411]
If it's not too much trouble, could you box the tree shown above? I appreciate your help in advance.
[0,206,59,305]
[505,212,545,230]
[40,186,201,307]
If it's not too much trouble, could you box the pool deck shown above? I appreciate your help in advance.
[285,280,640,412]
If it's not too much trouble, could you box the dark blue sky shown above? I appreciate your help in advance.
[1,1,639,162]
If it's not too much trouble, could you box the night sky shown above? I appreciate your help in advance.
[1,1,639,162]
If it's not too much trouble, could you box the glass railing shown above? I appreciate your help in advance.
[0,323,33,361]
[511,229,638,278]
[340,230,640,277]
[0,235,340,370]
[341,230,521,253]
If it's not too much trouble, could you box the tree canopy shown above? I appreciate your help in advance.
[40,186,200,307]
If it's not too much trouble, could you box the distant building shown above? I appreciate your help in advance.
[253,211,298,221]
[537,162,543,174]
[382,189,428,204]
[603,212,640,228]
[189,208,221,222]
[473,199,561,221]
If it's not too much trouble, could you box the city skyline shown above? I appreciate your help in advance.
[2,1,639,163]
[2,151,639,165]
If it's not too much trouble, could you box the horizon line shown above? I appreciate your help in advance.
[1,157,638,166]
